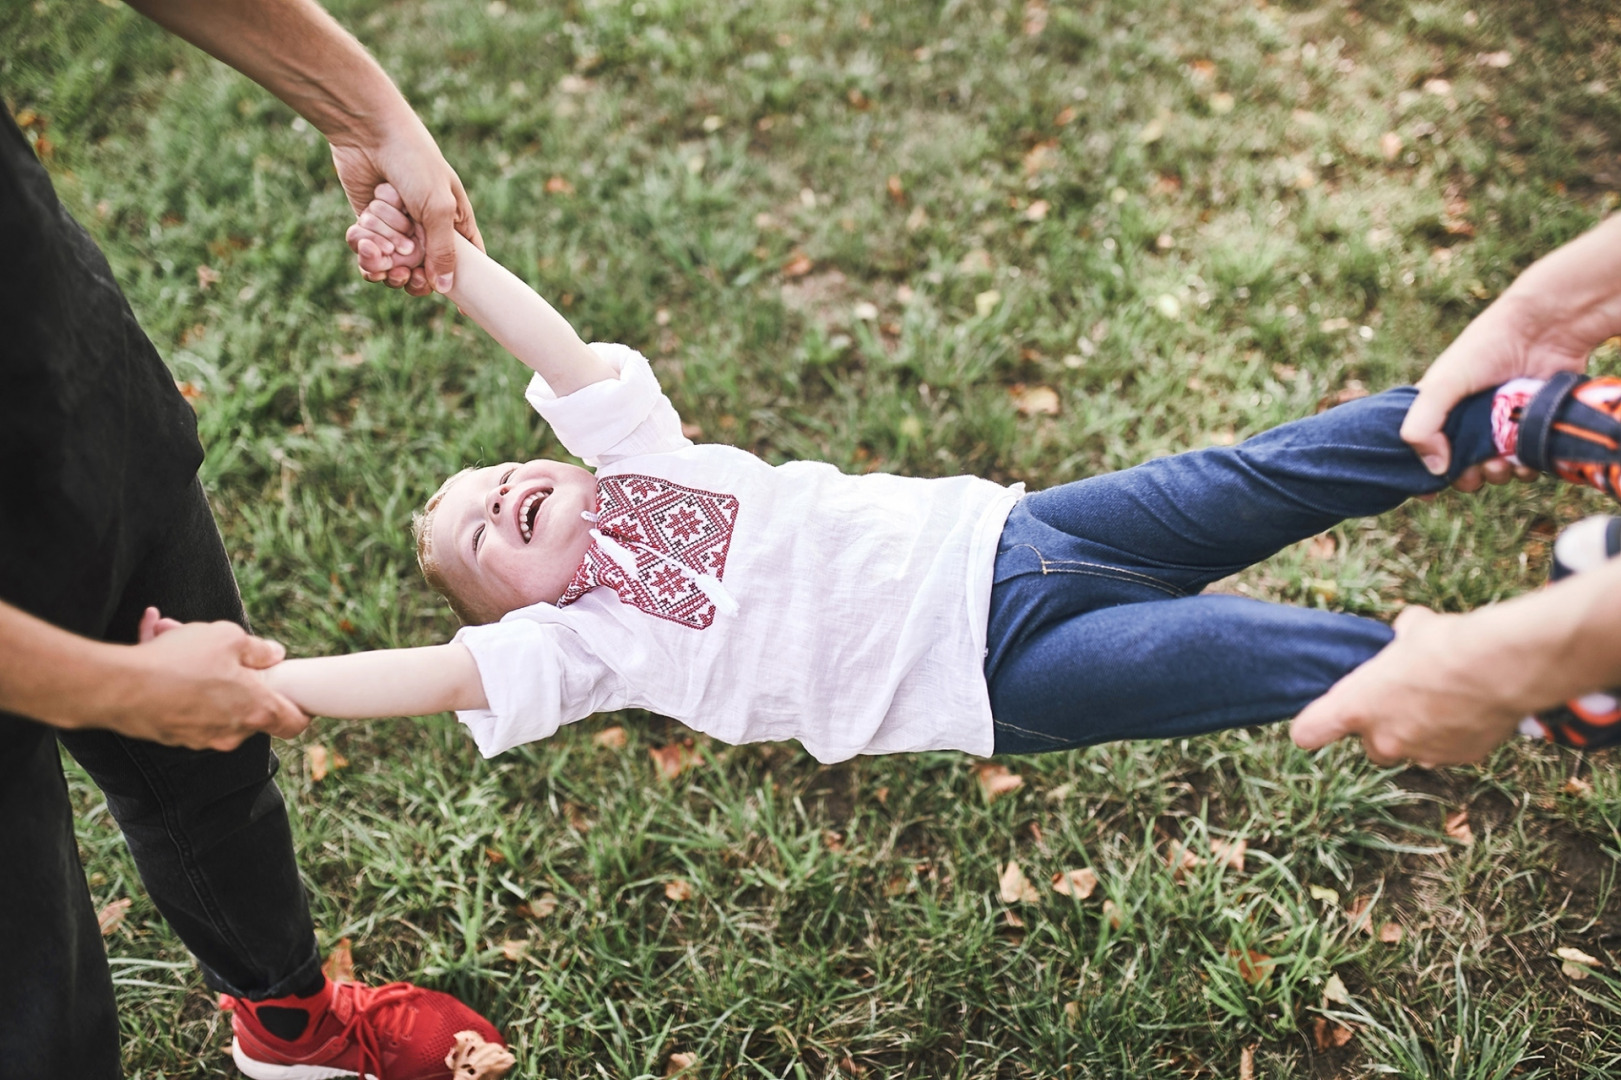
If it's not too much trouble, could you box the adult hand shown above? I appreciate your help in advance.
[1290,606,1526,767]
[118,613,309,751]
[331,117,483,296]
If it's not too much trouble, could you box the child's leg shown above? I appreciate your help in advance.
[1016,386,1497,598]
[987,594,1392,753]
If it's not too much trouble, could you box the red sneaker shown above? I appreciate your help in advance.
[1513,372,1621,498]
[222,978,507,1080]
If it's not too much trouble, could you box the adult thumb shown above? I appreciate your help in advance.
[1290,695,1354,750]
[239,634,288,670]
[419,193,460,294]
[1400,382,1462,476]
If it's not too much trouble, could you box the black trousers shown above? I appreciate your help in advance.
[0,110,319,1077]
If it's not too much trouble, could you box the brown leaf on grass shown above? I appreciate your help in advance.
[97,897,132,936]
[1239,1044,1255,1080]
[999,861,1041,904]
[445,1029,517,1079]
[1002,909,1026,930]
[782,251,814,278]
[1167,840,1204,881]
[1211,838,1247,873]
[544,176,575,195]
[1101,899,1123,930]
[1188,59,1217,83]
[322,937,356,983]
[1231,948,1275,986]
[1012,385,1061,417]
[1022,0,1048,36]
[974,762,1025,802]
[516,892,558,920]
[485,847,506,865]
[1023,199,1051,223]
[593,725,628,750]
[1345,895,1373,935]
[1022,140,1059,175]
[306,745,349,782]
[499,938,530,963]
[175,380,203,405]
[1563,776,1594,798]
[1308,534,1338,561]
[196,265,220,291]
[846,88,871,110]
[1444,808,1474,845]
[1063,1000,1081,1024]
[1051,867,1099,899]
[1378,921,1404,944]
[1317,382,1369,412]
[886,174,906,203]
[664,878,693,902]
[1055,105,1078,126]
[1558,946,1603,979]
[1312,1017,1358,1051]
[665,1051,699,1076]
[649,742,699,780]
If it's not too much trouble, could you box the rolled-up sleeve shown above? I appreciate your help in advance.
[452,616,626,757]
[525,343,691,466]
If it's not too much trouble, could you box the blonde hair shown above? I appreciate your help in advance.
[413,466,495,625]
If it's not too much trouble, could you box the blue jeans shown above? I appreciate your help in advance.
[984,387,1497,753]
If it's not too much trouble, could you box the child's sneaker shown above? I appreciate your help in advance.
[1521,514,1621,749]
[1502,373,1621,498]
[222,976,509,1080]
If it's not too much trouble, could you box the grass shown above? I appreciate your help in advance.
[6,0,1621,1075]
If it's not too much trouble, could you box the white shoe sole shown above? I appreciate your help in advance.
[231,1037,378,1080]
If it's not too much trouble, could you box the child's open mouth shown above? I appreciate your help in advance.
[518,489,549,543]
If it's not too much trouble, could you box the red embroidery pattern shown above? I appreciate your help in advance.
[557,474,740,629]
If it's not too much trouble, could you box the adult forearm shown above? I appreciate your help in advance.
[1467,555,1621,714]
[122,0,416,145]
[0,601,128,730]
[1499,214,1621,347]
[265,643,488,719]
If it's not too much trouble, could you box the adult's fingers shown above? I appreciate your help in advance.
[1290,692,1356,750]
[1400,378,1467,476]
[452,175,485,253]
[238,632,288,670]
[416,190,461,294]
[259,691,310,739]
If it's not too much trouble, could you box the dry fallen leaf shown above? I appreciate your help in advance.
[974,762,1025,803]
[516,892,558,920]
[445,1030,517,1079]
[664,878,693,902]
[782,251,814,278]
[593,725,628,750]
[1051,867,1099,899]
[1345,895,1373,935]
[544,176,575,195]
[1063,1000,1081,1024]
[1380,131,1403,161]
[1308,534,1338,561]
[1167,840,1204,881]
[1023,140,1059,175]
[999,861,1041,904]
[1022,0,1048,36]
[1322,973,1351,1006]
[1558,946,1603,979]
[649,742,700,780]
[666,1051,699,1076]
[1378,921,1404,944]
[1101,899,1123,930]
[196,265,220,291]
[1231,948,1275,986]
[97,897,132,936]
[175,380,204,405]
[499,939,529,963]
[1002,909,1026,930]
[1012,385,1061,417]
[322,937,356,984]
[1211,838,1247,873]
[1562,776,1594,798]
[974,289,1002,318]
[305,744,348,782]
[886,174,906,203]
[1312,1016,1358,1051]
[1444,808,1474,845]
[1023,198,1050,223]
[1239,1044,1255,1080]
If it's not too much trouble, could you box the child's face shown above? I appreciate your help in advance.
[430,458,598,617]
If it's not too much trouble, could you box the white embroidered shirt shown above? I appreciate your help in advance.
[453,344,1022,764]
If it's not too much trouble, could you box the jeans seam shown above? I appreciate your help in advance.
[115,738,257,973]
[1005,543,1187,598]
[992,716,1072,747]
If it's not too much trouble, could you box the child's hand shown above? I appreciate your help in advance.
[346,183,430,292]
[137,605,184,644]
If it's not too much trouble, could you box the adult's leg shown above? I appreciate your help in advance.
[57,480,324,1000]
[989,594,1392,753]
[1016,387,1498,596]
[0,718,123,1079]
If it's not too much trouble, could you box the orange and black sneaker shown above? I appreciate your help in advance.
[222,976,509,1080]
[1522,514,1621,750]
[1505,373,1621,499]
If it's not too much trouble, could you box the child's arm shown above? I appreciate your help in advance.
[352,193,616,395]
[263,643,488,719]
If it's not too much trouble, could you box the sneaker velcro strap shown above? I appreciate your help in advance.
[1516,370,1585,472]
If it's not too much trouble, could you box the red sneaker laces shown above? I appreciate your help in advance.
[328,981,421,1079]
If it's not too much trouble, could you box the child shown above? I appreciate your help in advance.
[188,191,1621,762]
